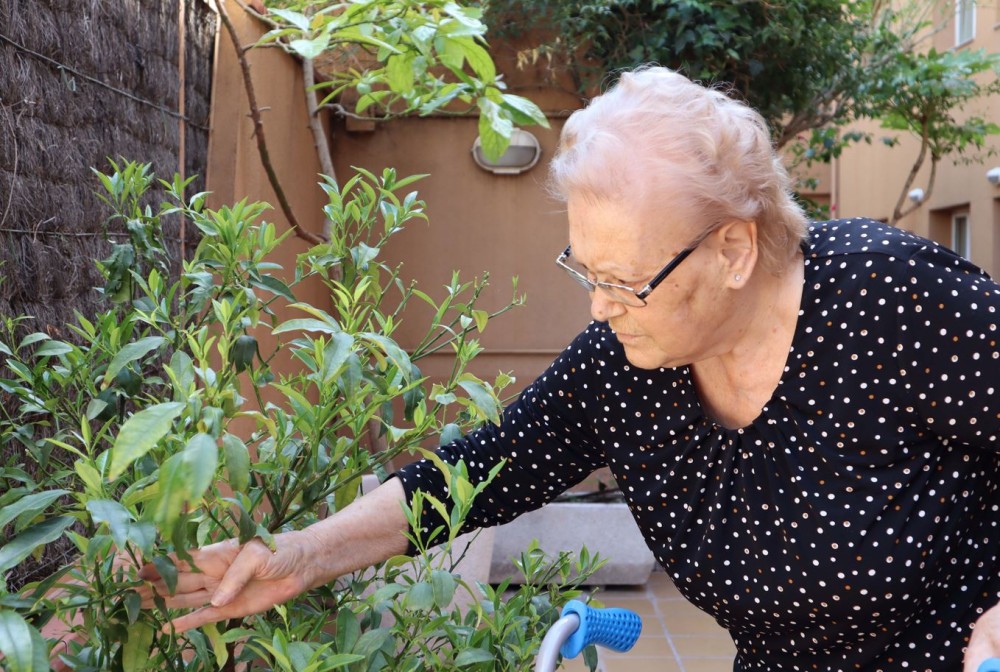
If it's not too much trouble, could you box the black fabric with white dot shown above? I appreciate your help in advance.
[396,218,1000,670]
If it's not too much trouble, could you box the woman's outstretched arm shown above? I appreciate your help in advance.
[140,478,410,633]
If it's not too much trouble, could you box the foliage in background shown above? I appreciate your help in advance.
[0,161,602,671]
[872,47,1000,224]
[484,0,908,147]
[484,0,1000,222]
[261,0,548,156]
[217,0,548,244]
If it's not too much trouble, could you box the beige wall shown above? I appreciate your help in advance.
[325,50,596,393]
[207,0,1000,406]
[206,3,592,401]
[328,114,591,393]
[835,0,1000,276]
[206,1,339,417]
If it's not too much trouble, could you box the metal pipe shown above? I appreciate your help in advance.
[534,614,581,672]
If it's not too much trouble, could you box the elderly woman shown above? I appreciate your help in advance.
[144,67,1000,671]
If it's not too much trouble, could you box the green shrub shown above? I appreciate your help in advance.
[0,161,601,671]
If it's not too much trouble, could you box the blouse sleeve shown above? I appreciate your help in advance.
[894,243,1000,448]
[392,323,608,550]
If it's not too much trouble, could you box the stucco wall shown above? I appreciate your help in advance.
[834,1,1000,276]
[206,2,591,409]
[329,114,592,393]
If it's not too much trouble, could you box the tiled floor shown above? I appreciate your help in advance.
[560,572,735,672]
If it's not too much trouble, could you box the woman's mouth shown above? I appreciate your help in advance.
[613,332,641,345]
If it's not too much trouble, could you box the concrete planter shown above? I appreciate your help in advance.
[489,501,657,586]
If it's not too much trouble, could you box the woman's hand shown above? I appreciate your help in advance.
[139,531,315,633]
[965,601,1000,671]
[139,479,411,633]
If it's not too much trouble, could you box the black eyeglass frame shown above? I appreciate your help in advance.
[555,241,700,307]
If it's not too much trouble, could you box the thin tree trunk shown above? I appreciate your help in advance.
[892,155,938,226]
[216,0,324,245]
[889,120,932,226]
[302,57,338,241]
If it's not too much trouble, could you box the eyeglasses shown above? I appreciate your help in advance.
[555,240,700,307]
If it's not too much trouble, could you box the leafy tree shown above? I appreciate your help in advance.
[484,0,906,147]
[483,0,1000,223]
[871,47,1000,225]
[219,0,548,244]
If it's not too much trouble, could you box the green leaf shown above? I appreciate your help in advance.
[430,569,457,608]
[0,489,69,531]
[363,333,413,379]
[272,318,342,336]
[127,522,157,555]
[0,516,75,574]
[290,36,330,60]
[471,309,489,332]
[152,453,188,532]
[458,377,501,424]
[500,93,550,128]
[455,648,494,666]
[254,525,277,552]
[33,341,73,357]
[18,333,49,349]
[152,555,178,595]
[353,627,390,658]
[335,608,361,653]
[386,53,417,94]
[477,100,512,162]
[121,621,155,672]
[104,336,166,386]
[74,460,104,496]
[231,334,258,373]
[439,422,462,446]
[123,590,142,625]
[269,8,311,31]
[183,433,219,501]
[107,402,185,480]
[458,39,495,82]
[202,623,230,669]
[87,499,134,548]
[222,433,251,493]
[252,274,296,302]
[404,581,434,612]
[167,350,196,398]
[0,610,48,672]
[288,641,313,670]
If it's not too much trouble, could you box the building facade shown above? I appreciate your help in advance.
[834,0,1000,277]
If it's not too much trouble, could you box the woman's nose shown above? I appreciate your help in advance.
[589,289,626,322]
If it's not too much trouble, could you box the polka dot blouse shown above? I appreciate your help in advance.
[396,218,1000,671]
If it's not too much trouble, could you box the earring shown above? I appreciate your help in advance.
[734,273,743,282]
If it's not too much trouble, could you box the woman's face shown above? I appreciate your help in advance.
[566,194,740,370]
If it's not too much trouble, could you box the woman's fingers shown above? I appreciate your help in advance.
[166,605,230,634]
[157,588,214,611]
[210,540,270,607]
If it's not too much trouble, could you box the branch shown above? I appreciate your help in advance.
[303,57,338,241]
[216,0,325,246]
[890,120,931,226]
[894,154,938,225]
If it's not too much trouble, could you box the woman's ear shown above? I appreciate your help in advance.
[712,220,757,286]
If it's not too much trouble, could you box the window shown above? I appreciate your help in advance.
[952,213,971,258]
[956,0,975,44]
